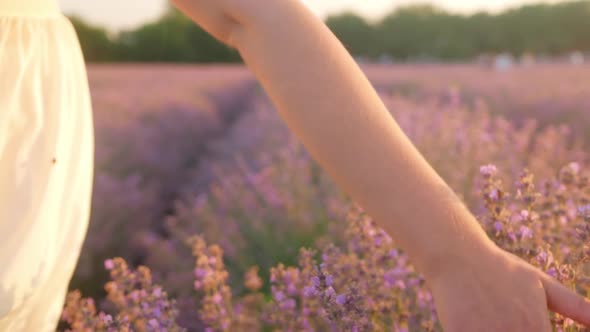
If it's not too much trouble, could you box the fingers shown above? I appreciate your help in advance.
[540,272,590,326]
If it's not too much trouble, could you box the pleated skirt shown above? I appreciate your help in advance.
[0,11,94,332]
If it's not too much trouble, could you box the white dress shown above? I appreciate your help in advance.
[0,0,94,331]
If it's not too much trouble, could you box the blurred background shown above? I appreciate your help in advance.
[57,1,590,330]
[61,0,589,63]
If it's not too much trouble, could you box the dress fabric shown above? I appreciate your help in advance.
[0,0,94,330]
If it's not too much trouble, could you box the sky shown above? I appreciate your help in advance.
[58,0,566,32]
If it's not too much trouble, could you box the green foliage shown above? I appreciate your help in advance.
[70,1,590,62]
[325,12,376,57]
[327,0,590,61]
[69,16,116,62]
[115,10,240,63]
[69,8,240,63]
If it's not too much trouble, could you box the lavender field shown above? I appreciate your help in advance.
[62,63,590,331]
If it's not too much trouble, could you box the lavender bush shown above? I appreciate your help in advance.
[63,162,590,330]
[64,64,590,331]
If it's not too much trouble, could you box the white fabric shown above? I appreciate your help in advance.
[0,0,60,17]
[0,0,94,330]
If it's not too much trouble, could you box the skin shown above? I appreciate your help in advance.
[171,0,590,330]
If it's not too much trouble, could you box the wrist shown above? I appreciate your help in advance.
[422,224,501,285]
[405,183,499,282]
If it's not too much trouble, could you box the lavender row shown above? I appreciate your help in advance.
[62,65,589,331]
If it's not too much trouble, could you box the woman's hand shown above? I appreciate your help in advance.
[430,244,590,331]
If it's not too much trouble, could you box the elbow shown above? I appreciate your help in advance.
[219,13,243,49]
[221,0,290,49]
[170,0,249,49]
[220,0,263,50]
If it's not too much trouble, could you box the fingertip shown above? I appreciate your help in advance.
[541,273,590,326]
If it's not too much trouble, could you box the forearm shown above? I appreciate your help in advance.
[226,0,496,278]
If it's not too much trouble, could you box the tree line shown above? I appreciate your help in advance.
[72,1,590,63]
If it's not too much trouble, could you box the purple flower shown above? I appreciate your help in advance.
[578,204,590,221]
[568,162,580,174]
[494,222,503,232]
[537,250,548,264]
[520,226,533,239]
[417,290,433,308]
[508,232,517,242]
[104,259,114,270]
[194,267,209,279]
[384,267,407,288]
[380,230,393,243]
[389,249,399,258]
[480,164,498,177]
[335,294,347,305]
[148,319,159,328]
[325,286,336,298]
[280,298,296,310]
[99,313,113,325]
[286,283,298,296]
[559,216,568,225]
[407,277,421,287]
[212,293,223,304]
[311,276,321,288]
[489,189,500,200]
[273,291,286,302]
[303,286,318,298]
[325,275,334,287]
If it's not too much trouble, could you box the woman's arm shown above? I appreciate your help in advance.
[172,0,590,329]
[176,0,486,284]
